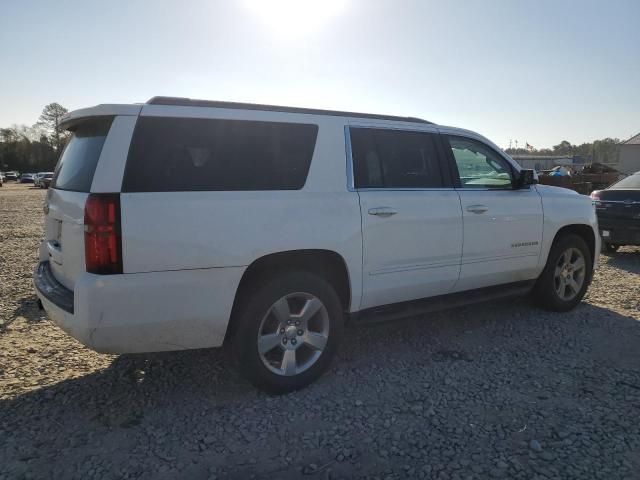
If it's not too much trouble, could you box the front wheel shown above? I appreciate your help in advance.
[533,234,592,312]
[232,271,344,394]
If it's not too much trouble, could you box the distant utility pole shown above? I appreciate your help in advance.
[515,140,519,149]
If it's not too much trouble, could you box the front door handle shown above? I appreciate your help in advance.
[368,207,398,218]
[466,204,488,214]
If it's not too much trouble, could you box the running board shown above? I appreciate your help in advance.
[350,280,536,324]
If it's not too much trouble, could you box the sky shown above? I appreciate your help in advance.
[1,0,638,149]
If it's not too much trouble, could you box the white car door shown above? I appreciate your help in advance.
[348,125,463,310]
[439,132,543,291]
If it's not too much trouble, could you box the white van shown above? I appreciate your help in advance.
[34,97,599,392]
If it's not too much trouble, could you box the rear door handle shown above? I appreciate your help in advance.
[368,207,398,218]
[466,204,488,214]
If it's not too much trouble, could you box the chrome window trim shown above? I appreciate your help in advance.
[454,187,530,192]
[453,187,521,192]
[347,188,458,193]
[597,200,640,205]
[344,124,453,193]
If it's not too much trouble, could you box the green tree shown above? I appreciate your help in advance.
[0,124,57,172]
[36,103,69,152]
[552,140,574,155]
[504,137,622,166]
[591,138,620,164]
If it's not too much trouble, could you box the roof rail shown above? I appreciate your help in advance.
[147,96,432,124]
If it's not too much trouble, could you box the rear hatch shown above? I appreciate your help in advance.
[43,118,113,290]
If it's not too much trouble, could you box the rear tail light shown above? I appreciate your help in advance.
[84,193,122,274]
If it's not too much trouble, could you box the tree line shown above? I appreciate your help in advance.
[0,103,624,172]
[0,103,69,172]
[505,138,620,165]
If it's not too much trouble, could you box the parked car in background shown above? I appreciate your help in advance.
[5,171,19,181]
[34,172,54,188]
[591,171,640,252]
[34,172,45,187]
[41,172,54,189]
[34,97,600,393]
[19,173,35,183]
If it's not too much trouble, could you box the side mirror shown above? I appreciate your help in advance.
[515,169,536,189]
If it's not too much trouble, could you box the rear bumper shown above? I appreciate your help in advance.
[598,218,640,245]
[33,261,74,313]
[34,261,245,354]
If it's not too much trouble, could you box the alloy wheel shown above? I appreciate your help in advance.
[257,292,330,376]
[553,247,586,301]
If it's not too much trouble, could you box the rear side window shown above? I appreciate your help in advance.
[122,117,318,192]
[51,118,113,192]
[350,128,444,189]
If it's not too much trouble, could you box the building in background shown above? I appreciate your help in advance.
[618,133,640,175]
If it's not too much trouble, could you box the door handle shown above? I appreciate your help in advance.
[368,207,398,218]
[466,204,488,214]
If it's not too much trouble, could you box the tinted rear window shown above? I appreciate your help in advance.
[122,117,318,192]
[610,173,640,189]
[350,127,445,188]
[51,118,112,192]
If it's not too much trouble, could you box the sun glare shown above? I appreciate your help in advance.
[244,0,347,37]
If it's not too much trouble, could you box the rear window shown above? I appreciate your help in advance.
[51,118,113,192]
[122,117,318,192]
[610,173,640,189]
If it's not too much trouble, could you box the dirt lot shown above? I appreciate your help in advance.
[1,182,639,480]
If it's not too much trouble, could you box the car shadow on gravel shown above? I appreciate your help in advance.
[604,248,640,274]
[2,299,640,479]
[0,295,44,334]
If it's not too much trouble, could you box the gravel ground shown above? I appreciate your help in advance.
[1,182,639,480]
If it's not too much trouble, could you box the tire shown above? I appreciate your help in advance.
[232,271,344,394]
[533,233,592,312]
[604,243,619,253]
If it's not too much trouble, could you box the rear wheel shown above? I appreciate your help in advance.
[533,234,592,312]
[232,271,344,394]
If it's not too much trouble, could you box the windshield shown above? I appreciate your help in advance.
[610,173,640,190]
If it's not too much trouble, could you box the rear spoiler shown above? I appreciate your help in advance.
[60,104,142,130]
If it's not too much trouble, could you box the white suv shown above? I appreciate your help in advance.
[34,97,599,393]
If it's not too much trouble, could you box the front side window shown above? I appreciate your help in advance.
[350,128,444,189]
[446,136,513,189]
[123,117,318,192]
